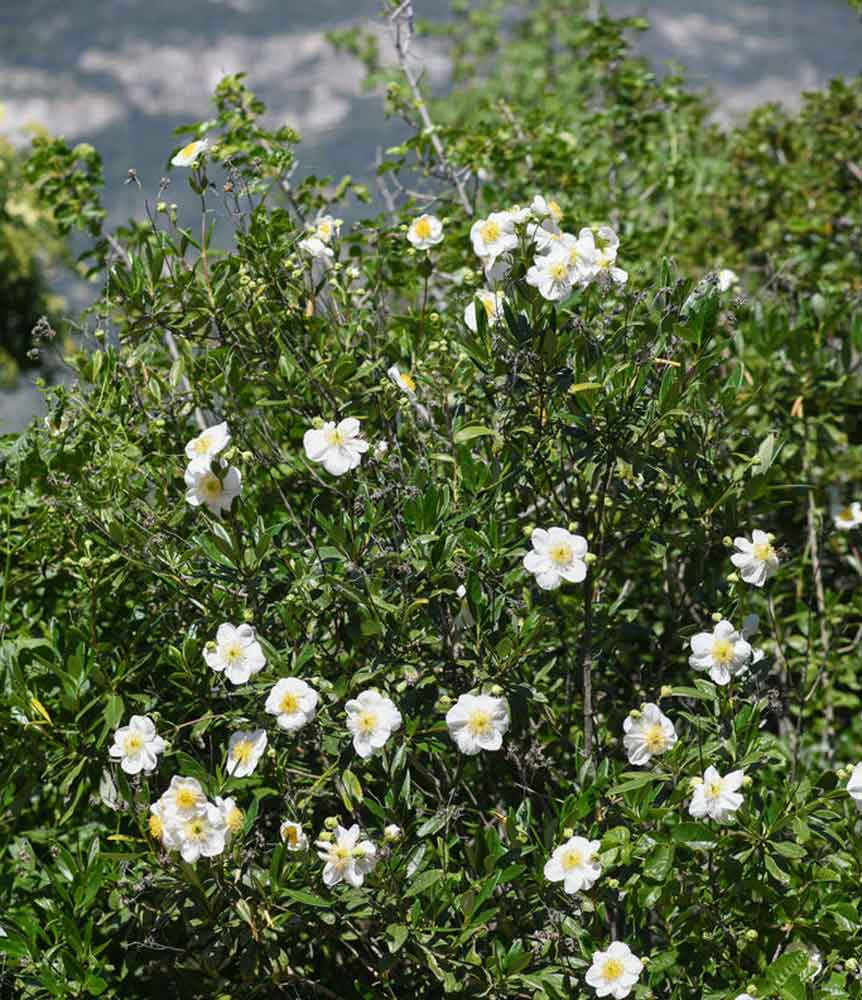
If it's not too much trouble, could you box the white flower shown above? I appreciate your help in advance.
[544,835,602,894]
[504,204,533,224]
[226,729,268,778]
[317,824,377,887]
[847,762,862,806]
[832,499,862,530]
[313,214,342,244]
[717,268,739,292]
[383,823,402,842]
[387,365,417,398]
[204,623,267,685]
[215,795,245,841]
[171,138,208,167]
[265,677,318,732]
[446,693,509,755]
[159,776,208,822]
[583,225,627,286]
[530,195,563,225]
[303,418,369,477]
[280,820,309,851]
[407,214,444,249]
[298,236,334,264]
[688,620,752,686]
[689,766,744,822]
[523,527,588,590]
[184,461,242,516]
[622,704,677,766]
[730,530,780,587]
[585,942,643,999]
[108,715,166,775]
[345,689,402,759]
[177,802,228,863]
[734,995,756,1000]
[464,289,506,332]
[184,421,230,468]
[470,212,518,265]
[526,248,576,301]
[374,439,389,457]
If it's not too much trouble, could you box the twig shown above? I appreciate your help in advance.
[389,1,473,216]
[806,489,833,761]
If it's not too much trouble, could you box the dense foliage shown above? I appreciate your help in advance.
[2,3,862,999]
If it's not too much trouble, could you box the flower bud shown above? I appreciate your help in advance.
[628,709,642,720]
[489,684,504,697]
[205,641,216,653]
[606,877,619,889]
[324,815,341,831]
[584,553,597,564]
[711,612,722,623]
[523,524,535,538]
[562,827,574,839]
[742,775,752,787]
[312,416,325,429]
[846,958,858,972]
[317,830,332,843]
[766,533,776,543]
[660,685,673,699]
[384,824,402,842]
[722,536,733,546]
[242,608,254,623]
[727,572,739,583]
[690,777,703,789]
[744,929,758,941]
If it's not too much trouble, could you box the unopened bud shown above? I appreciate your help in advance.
[584,552,597,564]
[744,929,758,941]
[727,572,739,583]
[711,612,723,623]
[317,831,332,843]
[629,709,642,720]
[742,775,752,787]
[722,536,733,547]
[845,958,858,972]
[660,685,673,699]
[562,827,574,839]
[242,609,254,623]
[312,416,325,429]
[324,816,340,831]
[606,877,619,889]
[766,533,776,543]
[383,824,402,842]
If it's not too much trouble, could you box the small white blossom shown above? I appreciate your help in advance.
[313,215,342,244]
[585,942,643,999]
[108,715,166,775]
[205,623,267,685]
[529,194,563,225]
[689,620,752,686]
[847,762,862,806]
[523,527,588,590]
[717,268,739,292]
[184,461,242,516]
[226,729,268,778]
[387,365,417,399]
[215,795,245,841]
[622,704,677,766]
[303,418,369,477]
[470,212,518,265]
[730,530,780,587]
[345,690,402,759]
[171,138,208,167]
[689,766,744,822]
[265,677,318,732]
[832,499,862,530]
[176,802,228,863]
[544,835,602,894]
[407,214,444,249]
[184,421,230,468]
[298,236,334,264]
[446,693,510,755]
[526,248,576,301]
[317,824,377,887]
[159,776,208,822]
[383,823,402,842]
[464,289,506,332]
[280,820,309,851]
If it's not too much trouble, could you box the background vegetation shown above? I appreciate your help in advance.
[1,1,861,998]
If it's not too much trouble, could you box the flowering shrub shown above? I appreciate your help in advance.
[2,4,862,999]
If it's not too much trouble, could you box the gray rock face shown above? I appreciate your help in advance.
[1,0,860,431]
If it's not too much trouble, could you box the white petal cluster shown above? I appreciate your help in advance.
[183,421,242,516]
[407,214,444,249]
[298,236,334,264]
[149,776,229,864]
[526,223,626,303]
[280,820,309,851]
[730,529,779,587]
[622,704,677,766]
[585,942,643,999]
[717,268,739,292]
[316,824,377,887]
[688,620,752,686]
[832,499,862,530]
[215,795,246,841]
[523,527,588,590]
[847,762,862,806]
[464,289,506,332]
[387,365,417,399]
[265,677,318,732]
[689,766,744,822]
[226,729,268,778]
[304,417,369,477]
[345,690,402,758]
[171,138,208,167]
[446,693,510,755]
[544,835,602,894]
[108,715,166,775]
[470,211,519,268]
[205,623,267,685]
[312,214,342,244]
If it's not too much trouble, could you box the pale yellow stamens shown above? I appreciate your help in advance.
[190,431,214,455]
[711,638,734,664]
[185,818,206,839]
[231,740,254,764]
[200,473,223,497]
[602,958,624,981]
[644,723,667,754]
[226,807,244,832]
[356,711,378,736]
[548,542,572,565]
[149,814,163,838]
[175,788,199,811]
[180,141,201,159]
[123,732,144,754]
[706,778,723,799]
[399,373,416,392]
[561,848,584,871]
[413,218,432,239]
[753,542,775,561]
[467,709,492,737]
[280,692,300,714]
[480,221,501,243]
[326,428,346,447]
[549,261,568,281]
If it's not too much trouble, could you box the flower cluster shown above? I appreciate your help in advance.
[148,776,242,863]
[183,421,242,516]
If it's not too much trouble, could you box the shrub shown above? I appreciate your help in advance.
[2,4,862,999]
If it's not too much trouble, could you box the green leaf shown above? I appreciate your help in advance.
[404,868,446,897]
[454,425,496,444]
[282,889,330,908]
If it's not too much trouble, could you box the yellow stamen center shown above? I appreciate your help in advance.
[191,431,214,455]
[480,221,501,243]
[568,247,580,266]
[223,641,244,663]
[644,723,667,753]
[548,542,572,565]
[180,141,201,159]
[753,542,774,561]
[318,220,332,238]
[399,373,416,392]
[413,218,432,239]
[175,788,199,811]
[284,824,299,846]
[149,814,163,838]
[548,200,562,221]
[356,711,378,736]
[549,261,568,280]
[226,807,244,832]
[200,473,222,498]
[602,958,624,981]
[280,692,300,714]
[232,740,254,764]
[706,779,723,799]
[123,732,144,753]
[711,638,734,664]
[185,819,205,838]
[327,428,346,447]
[839,507,853,521]
[467,709,492,737]
[561,848,584,871]
[333,845,351,861]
